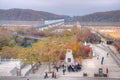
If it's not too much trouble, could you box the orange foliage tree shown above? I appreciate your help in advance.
[83,46,92,57]
[66,41,80,54]
[76,28,94,42]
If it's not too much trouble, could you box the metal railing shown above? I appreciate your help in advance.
[102,44,120,67]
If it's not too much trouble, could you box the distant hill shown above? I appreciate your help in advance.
[72,10,120,22]
[0,9,65,21]
[0,9,120,22]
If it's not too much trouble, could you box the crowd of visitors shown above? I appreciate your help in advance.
[67,64,82,72]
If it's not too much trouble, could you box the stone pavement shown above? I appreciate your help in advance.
[0,44,120,80]
[0,60,20,76]
[23,43,120,80]
[0,60,32,77]
[28,64,48,77]
[0,76,120,80]
[47,44,120,79]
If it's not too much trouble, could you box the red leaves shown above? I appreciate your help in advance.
[84,46,91,56]
[76,28,94,42]
[114,42,120,52]
[76,35,85,42]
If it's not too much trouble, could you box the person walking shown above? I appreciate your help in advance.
[52,71,54,78]
[54,72,56,78]
[56,66,59,72]
[106,67,109,74]
[101,57,104,65]
[97,55,99,60]
[107,53,109,57]
[62,64,65,69]
[63,68,66,75]
[44,72,48,79]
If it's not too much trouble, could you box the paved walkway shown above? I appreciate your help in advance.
[45,44,120,78]
[0,44,120,80]
[25,43,120,80]
[0,60,20,76]
[1,76,120,80]
[28,64,47,77]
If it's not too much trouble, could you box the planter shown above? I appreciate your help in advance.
[103,73,107,77]
[83,72,87,77]
[94,73,99,77]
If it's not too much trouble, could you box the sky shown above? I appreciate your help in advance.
[0,0,120,16]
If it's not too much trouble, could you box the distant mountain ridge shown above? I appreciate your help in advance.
[72,10,120,22]
[0,8,65,21]
[0,9,120,22]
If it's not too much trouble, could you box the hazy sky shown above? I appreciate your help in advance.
[0,0,120,16]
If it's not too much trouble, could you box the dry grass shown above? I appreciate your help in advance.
[89,26,120,39]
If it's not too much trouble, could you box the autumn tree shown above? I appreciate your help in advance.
[18,47,39,73]
[66,41,80,54]
[0,46,21,58]
[0,28,13,49]
[83,46,92,58]
[76,28,94,42]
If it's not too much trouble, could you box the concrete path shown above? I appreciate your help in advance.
[0,76,120,80]
[27,64,48,78]
[50,44,120,78]
[25,43,120,79]
[1,43,120,80]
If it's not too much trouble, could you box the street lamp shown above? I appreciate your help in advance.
[46,43,51,73]
[0,56,1,64]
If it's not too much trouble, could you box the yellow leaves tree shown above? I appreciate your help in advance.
[18,47,39,73]
[32,37,68,72]
[0,46,21,58]
[18,47,38,64]
[68,41,80,53]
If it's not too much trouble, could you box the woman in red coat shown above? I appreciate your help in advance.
[106,67,108,73]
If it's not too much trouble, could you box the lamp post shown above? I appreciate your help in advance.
[19,61,21,76]
[15,62,21,76]
[0,56,1,64]
[46,43,51,73]
[48,48,51,73]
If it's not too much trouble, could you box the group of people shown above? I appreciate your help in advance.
[55,64,67,75]
[67,64,82,72]
[44,71,56,79]
[44,63,82,79]
[97,52,109,75]
[44,64,65,79]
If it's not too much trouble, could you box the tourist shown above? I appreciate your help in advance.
[62,64,65,69]
[52,71,54,78]
[44,72,48,79]
[54,72,56,78]
[77,64,81,71]
[56,66,59,72]
[97,55,99,60]
[106,67,109,74]
[63,68,66,75]
[101,57,104,65]
[107,53,109,56]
